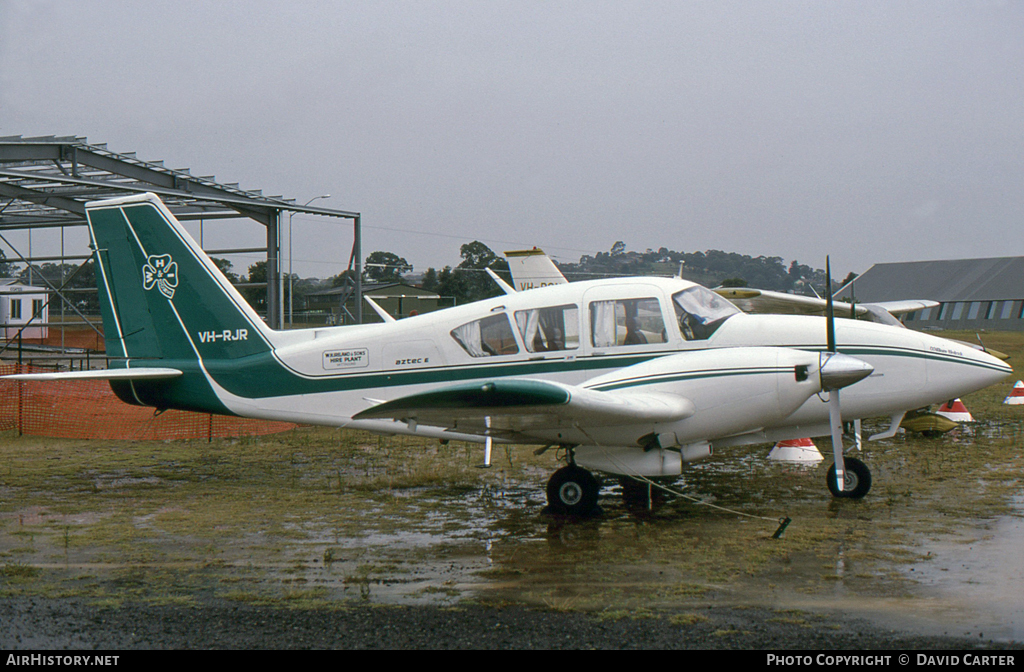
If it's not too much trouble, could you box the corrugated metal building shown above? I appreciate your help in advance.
[839,257,1024,331]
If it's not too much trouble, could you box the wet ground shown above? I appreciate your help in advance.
[0,419,1022,648]
[900,499,1024,641]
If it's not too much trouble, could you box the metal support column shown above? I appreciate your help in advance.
[354,214,362,324]
[266,209,280,329]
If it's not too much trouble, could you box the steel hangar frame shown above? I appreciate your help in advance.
[0,135,364,346]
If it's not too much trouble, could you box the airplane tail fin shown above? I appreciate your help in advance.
[87,193,277,366]
[504,248,568,291]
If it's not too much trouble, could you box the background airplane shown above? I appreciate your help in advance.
[5,195,1012,517]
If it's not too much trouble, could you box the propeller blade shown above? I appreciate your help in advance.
[829,390,846,491]
[825,256,846,493]
[825,256,836,353]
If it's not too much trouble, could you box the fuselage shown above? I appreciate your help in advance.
[179,276,1010,445]
[69,192,1013,493]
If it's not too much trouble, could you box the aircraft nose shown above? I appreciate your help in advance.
[919,333,1013,400]
[819,352,874,391]
[975,349,1014,386]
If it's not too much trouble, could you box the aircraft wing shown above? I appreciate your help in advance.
[353,378,695,437]
[714,288,938,326]
[714,288,841,316]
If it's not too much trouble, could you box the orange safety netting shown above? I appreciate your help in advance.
[0,363,295,440]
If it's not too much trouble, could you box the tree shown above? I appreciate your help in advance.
[243,260,267,311]
[419,267,440,294]
[15,261,98,312]
[0,250,16,278]
[419,242,512,306]
[459,241,500,270]
[210,257,239,284]
[364,251,412,283]
[456,241,511,304]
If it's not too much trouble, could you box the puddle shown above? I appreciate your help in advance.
[900,506,1024,641]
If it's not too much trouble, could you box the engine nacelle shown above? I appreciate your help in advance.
[581,347,831,448]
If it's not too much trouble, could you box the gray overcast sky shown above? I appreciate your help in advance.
[2,0,1023,281]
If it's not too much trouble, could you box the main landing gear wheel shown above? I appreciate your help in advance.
[546,465,600,516]
[826,456,872,499]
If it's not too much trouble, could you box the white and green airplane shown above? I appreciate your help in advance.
[8,193,1012,515]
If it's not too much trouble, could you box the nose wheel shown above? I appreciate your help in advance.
[546,464,600,516]
[826,456,872,499]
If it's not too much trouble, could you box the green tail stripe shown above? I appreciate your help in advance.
[86,195,279,414]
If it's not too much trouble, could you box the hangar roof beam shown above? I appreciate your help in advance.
[0,135,362,329]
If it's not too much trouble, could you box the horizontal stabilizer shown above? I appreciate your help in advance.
[3,367,183,382]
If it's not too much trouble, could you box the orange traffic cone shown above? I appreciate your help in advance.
[768,437,823,463]
[935,398,973,422]
[1004,381,1024,405]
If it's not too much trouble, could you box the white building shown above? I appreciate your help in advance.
[1,279,49,340]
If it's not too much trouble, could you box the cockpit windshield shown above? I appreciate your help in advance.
[672,286,741,341]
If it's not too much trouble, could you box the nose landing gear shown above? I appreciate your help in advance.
[826,456,872,499]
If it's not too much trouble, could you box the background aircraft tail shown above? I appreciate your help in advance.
[504,247,568,291]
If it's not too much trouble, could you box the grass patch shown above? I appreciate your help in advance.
[0,562,39,579]
[669,612,710,625]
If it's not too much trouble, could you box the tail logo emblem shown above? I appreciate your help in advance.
[143,255,179,299]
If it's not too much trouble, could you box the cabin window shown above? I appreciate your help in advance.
[514,305,579,353]
[9,299,21,320]
[450,313,519,357]
[672,286,740,341]
[589,298,667,348]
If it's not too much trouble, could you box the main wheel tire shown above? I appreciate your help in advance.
[546,465,600,516]
[826,456,872,499]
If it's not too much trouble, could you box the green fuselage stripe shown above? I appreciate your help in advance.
[587,367,791,392]
[134,341,1008,405]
